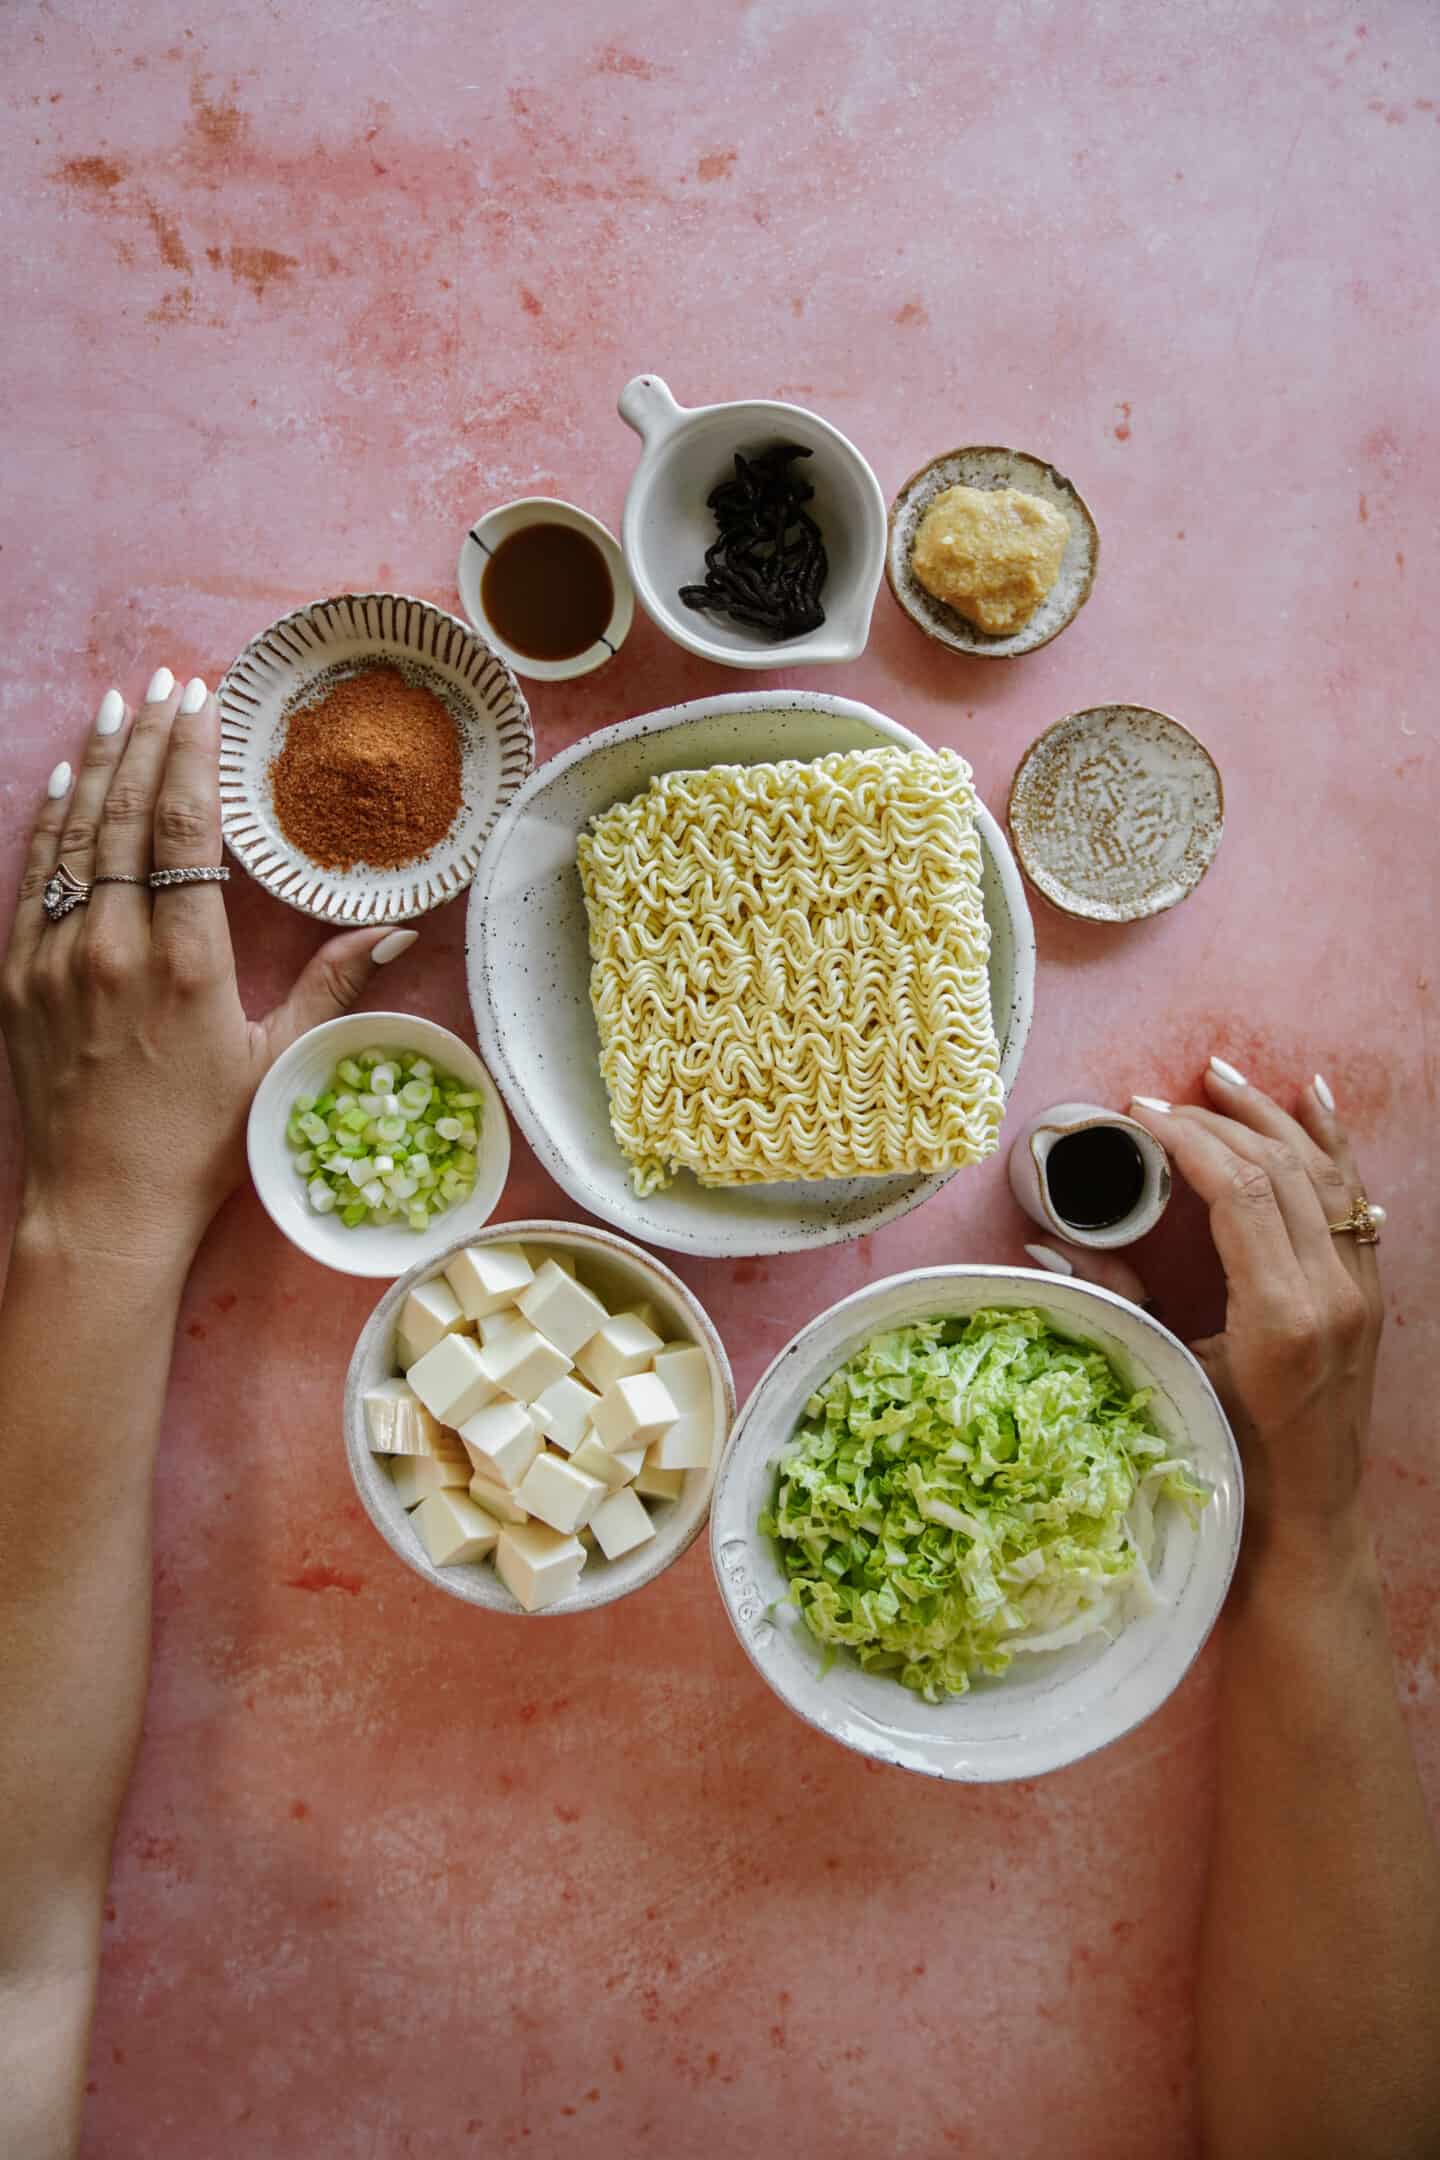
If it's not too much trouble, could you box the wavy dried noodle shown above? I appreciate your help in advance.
[576,746,1005,1193]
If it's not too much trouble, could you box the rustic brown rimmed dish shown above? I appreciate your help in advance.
[887,446,1099,659]
[219,592,534,924]
[1008,704,1225,923]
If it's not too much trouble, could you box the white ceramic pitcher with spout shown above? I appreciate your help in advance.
[1008,1101,1171,1251]
[617,373,887,669]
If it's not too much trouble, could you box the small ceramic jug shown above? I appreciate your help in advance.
[1008,1101,1171,1251]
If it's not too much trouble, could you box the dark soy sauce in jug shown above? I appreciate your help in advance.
[1046,1126,1145,1230]
[481,522,614,662]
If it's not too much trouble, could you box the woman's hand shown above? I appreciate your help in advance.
[1,670,419,1276]
[1025,1063,1383,1556]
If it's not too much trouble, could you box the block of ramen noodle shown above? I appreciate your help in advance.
[575,746,1004,1193]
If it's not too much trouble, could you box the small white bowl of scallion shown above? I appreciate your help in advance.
[248,1012,511,1278]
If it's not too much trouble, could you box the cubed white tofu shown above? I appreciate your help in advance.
[468,1472,530,1525]
[652,1343,709,1411]
[645,1408,712,1471]
[516,1261,610,1357]
[495,1522,586,1611]
[389,1452,469,1507]
[444,1242,534,1320]
[396,1278,468,1363]
[406,1333,497,1426]
[622,1300,664,1337]
[515,1449,608,1534]
[529,1373,603,1455]
[457,1399,543,1488]
[590,1487,657,1561]
[477,1306,530,1350]
[574,1312,664,1392]
[477,1315,572,1403]
[592,1371,679,1452]
[634,1458,686,1501]
[524,1246,576,1278]
[362,1377,444,1457]
[413,1488,500,1567]
[571,1433,645,1491]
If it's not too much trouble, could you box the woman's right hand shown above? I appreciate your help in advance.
[1027,1063,1384,1556]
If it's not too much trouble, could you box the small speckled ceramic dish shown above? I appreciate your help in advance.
[457,498,634,683]
[344,1221,735,1616]
[887,447,1098,658]
[619,375,887,668]
[711,1266,1242,1781]
[1009,704,1224,922]
[219,593,534,923]
[247,1012,511,1279]
[466,690,1035,1259]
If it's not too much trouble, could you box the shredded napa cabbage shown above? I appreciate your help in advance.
[760,1308,1209,1703]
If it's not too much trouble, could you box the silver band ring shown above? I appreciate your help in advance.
[149,866,230,891]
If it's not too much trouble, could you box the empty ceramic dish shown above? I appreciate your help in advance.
[465,690,1035,1259]
[887,446,1098,659]
[219,593,534,924]
[1008,704,1224,923]
[457,498,634,683]
[618,375,887,669]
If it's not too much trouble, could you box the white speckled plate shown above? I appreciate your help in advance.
[465,690,1036,1259]
[1009,704,1224,923]
[887,446,1098,658]
[219,593,534,923]
[711,1266,1242,1781]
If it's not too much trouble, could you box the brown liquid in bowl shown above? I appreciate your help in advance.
[481,523,614,662]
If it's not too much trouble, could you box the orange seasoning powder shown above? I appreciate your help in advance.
[270,666,463,871]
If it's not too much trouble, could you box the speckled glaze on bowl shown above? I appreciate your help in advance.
[887,447,1098,659]
[344,1221,735,1615]
[219,592,535,923]
[711,1266,1242,1782]
[465,690,1036,1259]
[1009,704,1224,922]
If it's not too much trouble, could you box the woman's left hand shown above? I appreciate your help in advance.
[1,669,418,1273]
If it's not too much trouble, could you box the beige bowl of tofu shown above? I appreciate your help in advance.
[344,1221,735,1614]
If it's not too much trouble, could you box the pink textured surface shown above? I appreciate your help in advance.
[2,2,1437,2153]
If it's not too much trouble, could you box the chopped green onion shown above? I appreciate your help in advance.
[286,1045,483,1232]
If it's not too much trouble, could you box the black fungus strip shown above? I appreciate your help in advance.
[678,442,829,639]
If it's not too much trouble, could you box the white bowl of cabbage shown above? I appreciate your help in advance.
[710,1267,1242,1782]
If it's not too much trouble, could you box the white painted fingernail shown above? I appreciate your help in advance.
[145,666,176,704]
[1024,1244,1074,1277]
[179,676,208,714]
[371,928,419,966]
[46,760,73,799]
[1131,1095,1171,1113]
[1313,1073,1335,1113]
[1209,1056,1247,1087]
[96,688,125,736]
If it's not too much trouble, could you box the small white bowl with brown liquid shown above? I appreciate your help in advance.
[458,498,634,683]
